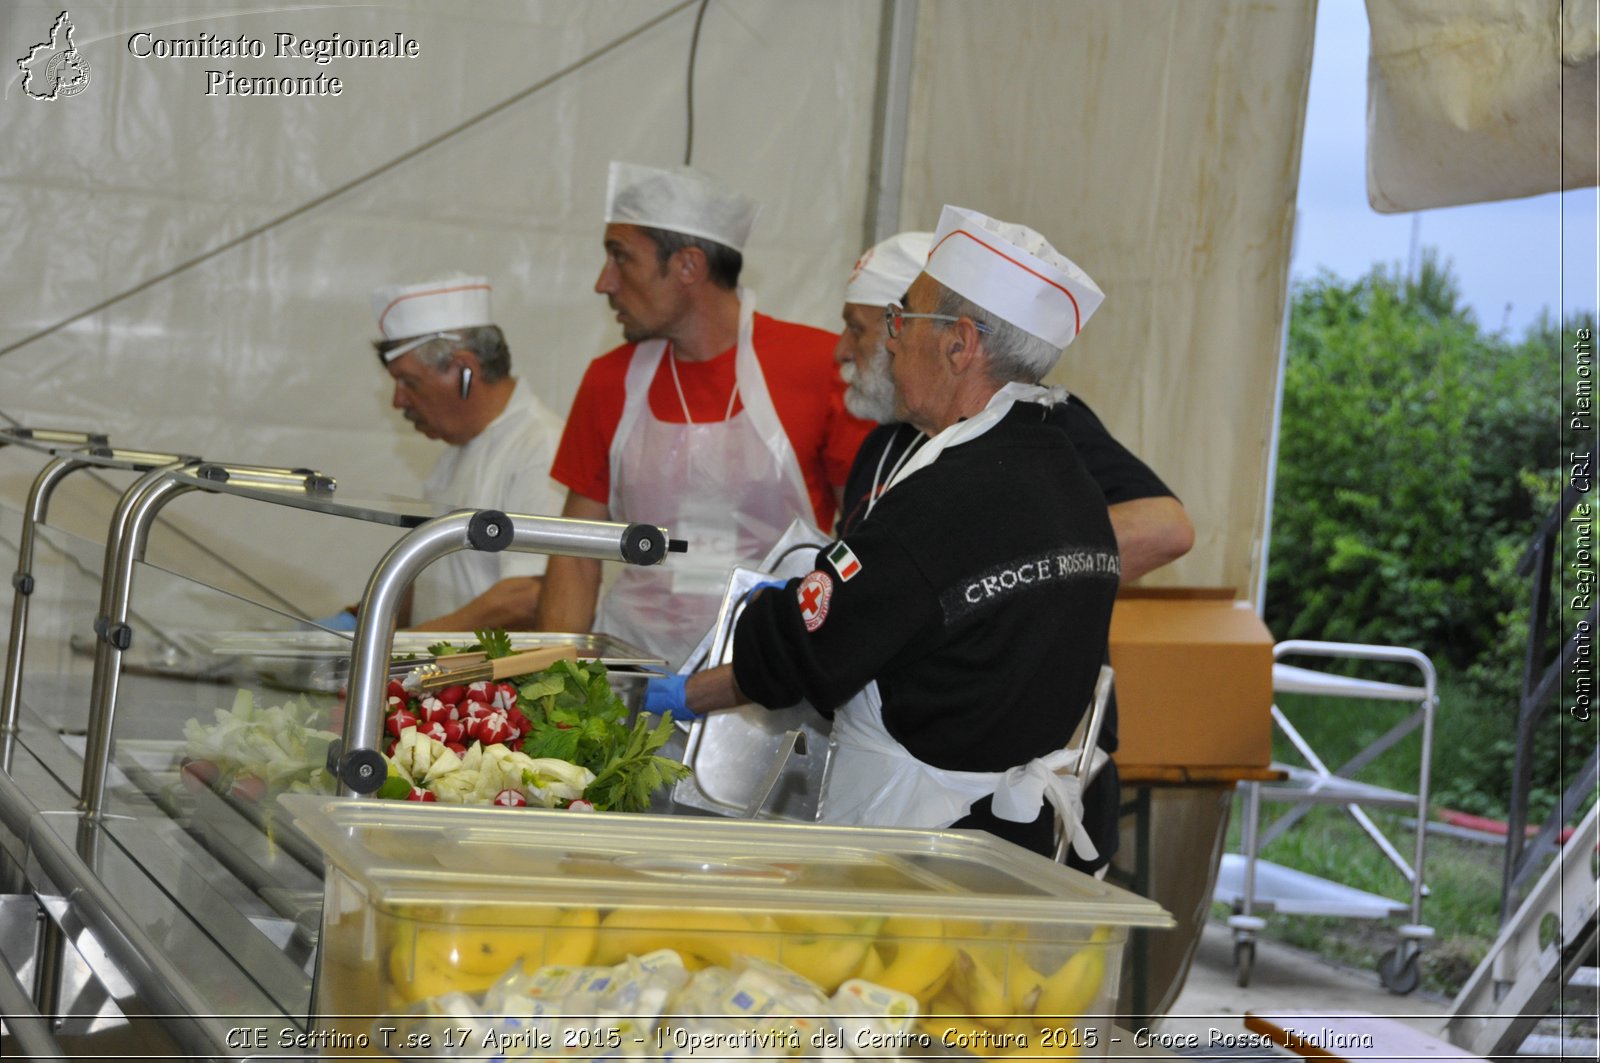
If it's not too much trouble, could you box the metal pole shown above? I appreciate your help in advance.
[0,919,67,1059]
[79,466,199,817]
[2,455,91,741]
[863,0,918,246]
[336,511,672,796]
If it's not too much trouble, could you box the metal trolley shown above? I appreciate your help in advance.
[1213,640,1438,993]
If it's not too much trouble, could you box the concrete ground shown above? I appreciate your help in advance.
[1152,920,1454,1058]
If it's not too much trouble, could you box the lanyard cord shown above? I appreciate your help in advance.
[666,344,740,424]
[865,426,926,518]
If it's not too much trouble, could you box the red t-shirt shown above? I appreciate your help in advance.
[551,314,873,530]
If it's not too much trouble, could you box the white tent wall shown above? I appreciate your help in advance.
[1,0,1312,623]
[900,0,1316,597]
[0,0,879,618]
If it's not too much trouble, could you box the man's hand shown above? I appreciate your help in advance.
[644,666,747,721]
[644,675,694,721]
[310,610,358,631]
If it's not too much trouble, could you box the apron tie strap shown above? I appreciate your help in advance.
[991,749,1104,863]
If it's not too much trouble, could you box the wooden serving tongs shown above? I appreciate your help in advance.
[401,646,578,693]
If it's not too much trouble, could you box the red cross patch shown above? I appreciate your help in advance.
[797,570,834,632]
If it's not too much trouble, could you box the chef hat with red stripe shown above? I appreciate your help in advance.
[844,231,933,308]
[924,206,1103,351]
[370,275,493,363]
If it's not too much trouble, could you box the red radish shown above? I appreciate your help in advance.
[180,758,220,792]
[476,712,516,746]
[385,709,418,737]
[229,774,266,802]
[418,702,457,726]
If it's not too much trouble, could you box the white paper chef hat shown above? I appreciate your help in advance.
[371,275,493,363]
[924,206,1104,350]
[604,161,760,253]
[843,231,934,307]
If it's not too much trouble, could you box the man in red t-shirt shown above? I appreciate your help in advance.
[537,162,872,668]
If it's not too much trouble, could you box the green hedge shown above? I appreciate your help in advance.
[1265,253,1590,819]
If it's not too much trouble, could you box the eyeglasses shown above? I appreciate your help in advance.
[883,303,993,339]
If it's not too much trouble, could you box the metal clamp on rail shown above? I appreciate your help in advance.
[0,427,111,450]
[338,509,683,797]
[466,509,510,551]
[93,615,133,651]
[325,738,389,795]
[193,462,336,494]
[97,447,198,468]
[620,522,673,565]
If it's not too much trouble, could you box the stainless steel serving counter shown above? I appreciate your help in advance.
[0,428,683,1060]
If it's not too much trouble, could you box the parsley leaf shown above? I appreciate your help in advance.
[582,714,692,813]
[510,652,690,812]
[475,628,514,659]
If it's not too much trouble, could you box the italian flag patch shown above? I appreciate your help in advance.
[825,540,863,581]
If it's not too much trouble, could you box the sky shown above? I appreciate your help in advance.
[1292,3,1598,338]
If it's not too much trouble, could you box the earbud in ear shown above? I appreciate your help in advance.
[459,366,474,399]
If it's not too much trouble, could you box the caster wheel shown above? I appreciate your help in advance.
[1233,938,1255,988]
[1378,945,1421,995]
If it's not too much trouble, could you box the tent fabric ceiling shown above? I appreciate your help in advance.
[1366,0,1600,212]
[1,0,1313,619]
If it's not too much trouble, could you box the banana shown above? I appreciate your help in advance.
[1033,947,1106,1019]
[873,916,957,1000]
[774,912,855,935]
[852,944,886,982]
[779,934,872,994]
[409,905,597,977]
[947,942,1049,1022]
[772,914,883,993]
[544,905,600,967]
[392,954,504,1002]
[592,908,780,969]
[1005,957,1047,1014]
[949,949,1011,1023]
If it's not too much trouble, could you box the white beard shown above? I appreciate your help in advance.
[841,339,898,423]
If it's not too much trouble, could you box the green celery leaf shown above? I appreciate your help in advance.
[375,772,412,800]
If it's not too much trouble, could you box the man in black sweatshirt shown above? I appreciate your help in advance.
[648,205,1119,860]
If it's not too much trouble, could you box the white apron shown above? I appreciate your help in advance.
[821,383,1100,861]
[596,289,813,670]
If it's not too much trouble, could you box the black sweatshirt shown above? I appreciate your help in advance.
[733,402,1120,854]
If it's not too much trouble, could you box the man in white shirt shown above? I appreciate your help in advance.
[355,274,564,631]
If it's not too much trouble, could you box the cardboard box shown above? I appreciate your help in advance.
[1108,587,1275,769]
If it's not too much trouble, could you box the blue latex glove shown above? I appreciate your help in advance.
[311,610,358,631]
[644,674,695,722]
[748,579,788,599]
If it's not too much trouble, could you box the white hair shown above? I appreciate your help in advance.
[933,285,1063,384]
